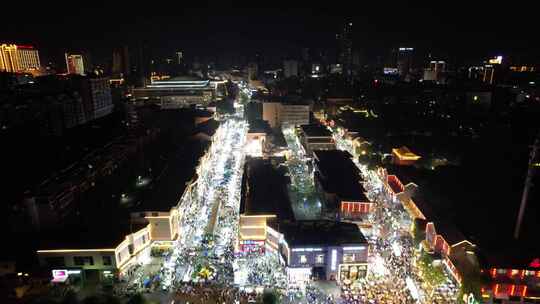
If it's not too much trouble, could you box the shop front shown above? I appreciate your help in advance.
[287,267,312,284]
[338,264,368,282]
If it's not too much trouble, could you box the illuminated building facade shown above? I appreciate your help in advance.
[481,257,540,301]
[0,44,40,72]
[262,101,310,128]
[423,60,446,82]
[131,77,216,108]
[391,146,421,166]
[270,220,368,283]
[65,53,85,75]
[377,166,475,285]
[37,209,179,282]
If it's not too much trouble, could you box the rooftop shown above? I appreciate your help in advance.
[248,119,271,134]
[392,146,421,160]
[273,220,368,247]
[300,124,332,137]
[240,157,294,220]
[313,150,367,202]
[38,213,147,250]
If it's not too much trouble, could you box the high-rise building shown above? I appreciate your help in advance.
[301,48,310,62]
[423,60,446,82]
[176,51,183,65]
[65,53,85,75]
[397,47,414,77]
[337,22,353,80]
[283,60,298,78]
[112,45,130,78]
[73,76,114,120]
[247,62,258,80]
[0,44,40,72]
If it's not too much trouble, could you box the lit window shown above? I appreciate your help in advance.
[299,255,307,264]
[497,269,507,274]
[343,253,355,263]
[316,254,325,264]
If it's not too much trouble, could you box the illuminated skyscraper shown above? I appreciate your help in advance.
[0,44,40,72]
[65,53,85,75]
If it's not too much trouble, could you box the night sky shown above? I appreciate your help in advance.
[2,1,538,65]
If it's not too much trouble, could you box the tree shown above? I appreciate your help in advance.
[411,219,426,247]
[457,264,483,304]
[418,251,446,290]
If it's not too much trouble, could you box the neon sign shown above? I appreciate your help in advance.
[529,258,540,268]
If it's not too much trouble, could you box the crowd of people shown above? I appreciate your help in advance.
[174,282,239,304]
[240,253,287,289]
[334,131,459,304]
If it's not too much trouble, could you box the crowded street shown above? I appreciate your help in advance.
[159,110,248,290]
[332,130,459,304]
[115,89,461,303]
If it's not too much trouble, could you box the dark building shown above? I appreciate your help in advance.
[111,45,130,78]
[297,124,335,156]
[337,22,353,81]
[238,157,293,253]
[313,150,371,220]
[397,47,414,79]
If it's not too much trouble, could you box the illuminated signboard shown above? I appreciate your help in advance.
[488,56,503,65]
[383,67,399,75]
[331,249,337,271]
[52,269,81,280]
[529,258,540,268]
[52,269,68,280]
[399,47,414,51]
[241,240,264,245]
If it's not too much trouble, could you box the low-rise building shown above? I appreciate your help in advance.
[480,252,540,301]
[378,166,475,285]
[261,101,310,128]
[269,220,369,283]
[313,150,372,220]
[391,146,421,166]
[132,77,216,108]
[245,120,270,157]
[37,208,180,284]
[298,124,335,157]
[238,157,294,254]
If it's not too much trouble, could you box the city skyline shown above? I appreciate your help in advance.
[2,2,539,66]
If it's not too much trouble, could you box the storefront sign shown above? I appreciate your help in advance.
[52,270,68,280]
